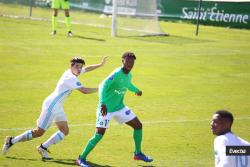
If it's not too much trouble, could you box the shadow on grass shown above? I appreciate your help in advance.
[6,156,38,161]
[43,158,113,167]
[88,161,113,167]
[119,34,213,44]
[74,35,106,42]
[138,165,156,167]
[6,156,112,166]
[43,158,76,166]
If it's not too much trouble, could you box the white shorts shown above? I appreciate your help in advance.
[37,102,67,130]
[96,106,136,129]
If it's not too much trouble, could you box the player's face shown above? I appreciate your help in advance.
[122,57,135,74]
[71,63,83,76]
[210,114,227,136]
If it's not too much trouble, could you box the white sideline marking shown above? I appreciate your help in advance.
[0,117,250,132]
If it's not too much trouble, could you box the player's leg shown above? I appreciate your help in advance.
[114,107,142,154]
[76,127,105,167]
[76,111,112,167]
[126,117,142,153]
[62,0,72,36]
[79,127,105,159]
[51,9,58,35]
[114,107,153,162]
[37,110,67,160]
[2,127,45,155]
[64,9,73,36]
[126,117,153,162]
[51,0,60,35]
[36,122,67,160]
[41,121,68,149]
[2,105,51,155]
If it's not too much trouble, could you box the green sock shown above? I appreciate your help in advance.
[52,16,57,31]
[80,133,103,160]
[133,129,142,154]
[65,16,71,32]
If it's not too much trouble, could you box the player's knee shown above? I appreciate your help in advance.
[53,10,58,16]
[61,129,69,136]
[32,128,45,138]
[97,131,105,136]
[64,10,70,17]
[58,126,69,136]
[96,128,106,136]
[135,122,142,130]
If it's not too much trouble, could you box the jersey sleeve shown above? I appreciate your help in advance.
[127,74,140,93]
[214,137,231,167]
[80,68,86,74]
[128,82,140,93]
[65,77,84,90]
[99,72,116,105]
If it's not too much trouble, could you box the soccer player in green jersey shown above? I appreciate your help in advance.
[51,0,73,36]
[76,52,153,167]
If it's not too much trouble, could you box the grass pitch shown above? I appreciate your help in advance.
[0,4,250,167]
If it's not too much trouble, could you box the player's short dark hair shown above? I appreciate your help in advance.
[122,52,136,60]
[70,57,85,66]
[215,110,234,125]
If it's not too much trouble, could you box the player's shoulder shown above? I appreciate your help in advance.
[60,69,78,83]
[215,132,249,146]
[108,67,122,78]
[63,69,76,78]
[114,67,123,74]
[235,136,250,145]
[214,132,232,146]
[226,132,250,145]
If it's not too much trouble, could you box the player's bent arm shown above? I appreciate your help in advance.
[100,104,107,116]
[78,87,98,94]
[128,82,141,95]
[84,56,108,72]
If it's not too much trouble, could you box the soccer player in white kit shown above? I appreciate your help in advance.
[210,110,250,167]
[2,56,108,160]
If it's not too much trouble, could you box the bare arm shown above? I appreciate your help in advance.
[84,56,108,72]
[78,87,98,94]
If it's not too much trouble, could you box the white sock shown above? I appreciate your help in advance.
[11,130,33,144]
[42,130,65,148]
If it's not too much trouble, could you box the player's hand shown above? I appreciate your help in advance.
[101,104,107,116]
[100,56,108,66]
[135,91,142,96]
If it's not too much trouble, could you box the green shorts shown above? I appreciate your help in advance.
[52,0,70,10]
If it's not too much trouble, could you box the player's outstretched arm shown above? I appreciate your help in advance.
[78,87,98,94]
[84,56,108,72]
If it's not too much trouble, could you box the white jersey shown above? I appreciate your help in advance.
[43,69,85,109]
[37,69,85,130]
[214,132,250,167]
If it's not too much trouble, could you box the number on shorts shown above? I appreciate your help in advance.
[104,119,109,127]
[235,156,248,167]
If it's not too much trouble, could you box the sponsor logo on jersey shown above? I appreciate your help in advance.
[108,75,114,80]
[76,82,81,86]
[125,110,131,115]
[114,89,126,95]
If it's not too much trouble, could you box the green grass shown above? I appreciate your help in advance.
[1,4,250,167]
